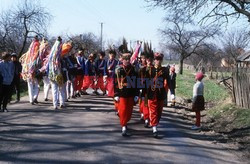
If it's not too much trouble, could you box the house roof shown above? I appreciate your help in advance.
[237,51,250,62]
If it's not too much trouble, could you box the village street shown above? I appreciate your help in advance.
[0,92,247,163]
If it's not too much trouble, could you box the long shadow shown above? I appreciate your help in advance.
[0,97,243,163]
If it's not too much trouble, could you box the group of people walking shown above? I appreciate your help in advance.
[0,36,205,137]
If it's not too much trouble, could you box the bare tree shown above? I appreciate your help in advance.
[145,0,250,24]
[0,0,51,57]
[68,32,101,54]
[221,30,250,63]
[160,19,219,74]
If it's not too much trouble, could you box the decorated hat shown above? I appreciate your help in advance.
[154,52,164,60]
[195,72,204,81]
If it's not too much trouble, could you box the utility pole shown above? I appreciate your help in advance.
[100,22,103,51]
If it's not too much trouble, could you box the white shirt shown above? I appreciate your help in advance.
[193,81,204,99]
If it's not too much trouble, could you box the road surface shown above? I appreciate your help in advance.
[0,91,247,163]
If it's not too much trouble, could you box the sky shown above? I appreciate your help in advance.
[0,0,167,50]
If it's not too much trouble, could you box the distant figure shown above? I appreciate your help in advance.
[0,52,15,112]
[191,72,205,130]
[169,65,176,106]
[11,53,22,103]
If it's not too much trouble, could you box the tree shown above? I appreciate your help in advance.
[145,0,250,24]
[161,19,219,74]
[68,32,101,54]
[221,30,250,63]
[0,0,51,57]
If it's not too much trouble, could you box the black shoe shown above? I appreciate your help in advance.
[34,99,38,104]
[144,122,150,128]
[93,91,99,95]
[3,109,8,112]
[82,92,89,95]
[31,102,35,105]
[153,131,158,138]
[44,98,49,102]
[122,130,129,137]
[60,105,66,109]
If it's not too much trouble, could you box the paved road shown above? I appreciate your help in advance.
[0,92,247,163]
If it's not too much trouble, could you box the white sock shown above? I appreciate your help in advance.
[141,113,144,118]
[122,126,126,132]
[145,119,149,124]
[152,126,157,133]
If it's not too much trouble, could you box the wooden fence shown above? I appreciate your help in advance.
[232,68,250,109]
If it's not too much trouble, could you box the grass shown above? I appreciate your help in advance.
[176,70,229,102]
[176,69,250,129]
[207,101,250,129]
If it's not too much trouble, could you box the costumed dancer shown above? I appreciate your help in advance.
[37,38,51,101]
[47,37,69,109]
[114,52,139,136]
[74,49,85,97]
[104,50,118,97]
[20,36,40,104]
[138,53,147,121]
[94,51,106,95]
[138,43,154,127]
[81,53,97,94]
[145,52,168,138]
[169,65,176,106]
[191,72,205,130]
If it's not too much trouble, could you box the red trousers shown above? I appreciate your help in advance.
[82,76,96,90]
[148,98,164,126]
[96,76,106,92]
[140,100,149,120]
[106,77,114,97]
[74,75,84,91]
[118,97,134,126]
[196,111,201,126]
[139,99,144,114]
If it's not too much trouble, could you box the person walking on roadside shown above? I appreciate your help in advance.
[169,65,176,106]
[0,52,15,112]
[191,72,205,130]
[10,53,22,103]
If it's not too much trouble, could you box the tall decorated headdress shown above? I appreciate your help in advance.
[118,38,131,60]
[141,41,154,60]
[20,36,40,80]
[47,37,64,85]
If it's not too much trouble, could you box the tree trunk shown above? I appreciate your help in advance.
[179,58,184,75]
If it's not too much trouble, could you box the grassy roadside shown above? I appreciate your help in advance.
[176,70,228,102]
[176,69,250,131]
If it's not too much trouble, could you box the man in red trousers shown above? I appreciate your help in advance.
[114,53,139,136]
[145,52,168,138]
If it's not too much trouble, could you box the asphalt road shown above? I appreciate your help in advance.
[0,91,247,163]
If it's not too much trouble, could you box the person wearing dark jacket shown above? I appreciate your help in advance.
[114,53,139,136]
[145,52,168,138]
[0,52,15,112]
[10,53,22,102]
